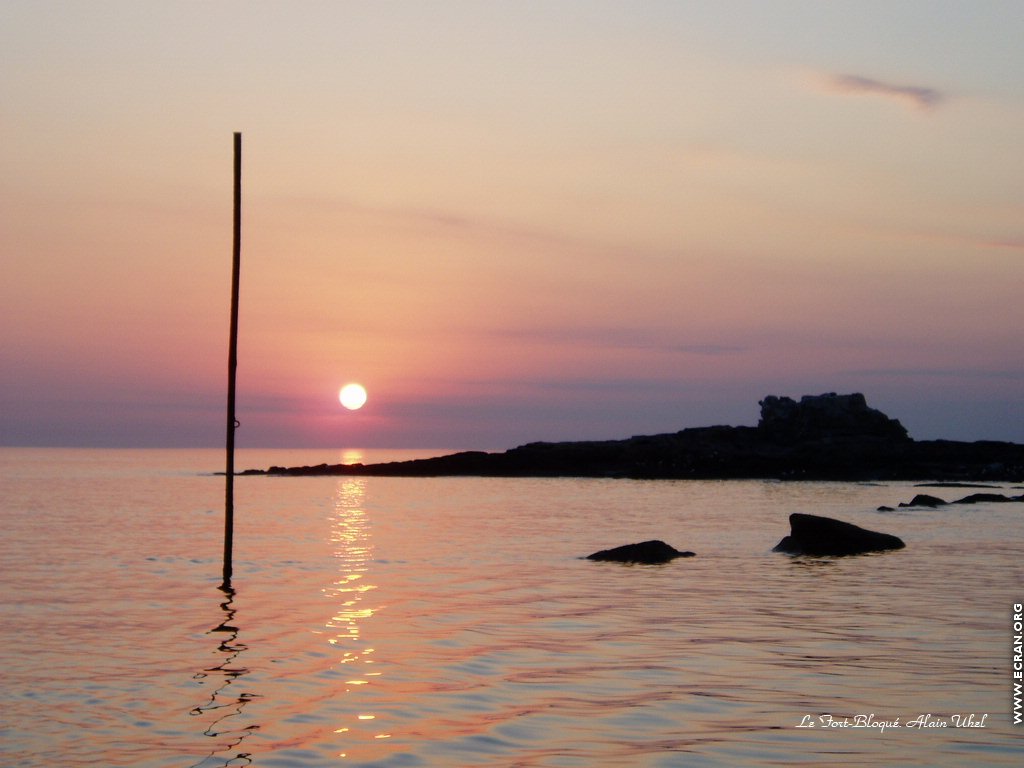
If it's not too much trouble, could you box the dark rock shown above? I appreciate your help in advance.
[894,492,1024,507]
[758,392,909,443]
[952,493,1023,504]
[773,513,905,556]
[899,494,947,508]
[876,506,895,512]
[585,540,695,564]
[244,393,1024,481]
[915,482,1001,488]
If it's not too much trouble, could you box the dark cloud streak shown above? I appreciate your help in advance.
[829,73,946,110]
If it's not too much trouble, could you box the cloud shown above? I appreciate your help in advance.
[845,367,1023,380]
[491,325,747,355]
[894,227,1024,254]
[987,237,1024,251]
[827,73,946,110]
[670,343,747,356]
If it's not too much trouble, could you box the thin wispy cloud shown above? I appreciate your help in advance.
[988,236,1024,251]
[899,227,1024,253]
[846,367,1023,380]
[492,326,747,356]
[827,73,946,110]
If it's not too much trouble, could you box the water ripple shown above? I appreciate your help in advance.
[1,463,1021,766]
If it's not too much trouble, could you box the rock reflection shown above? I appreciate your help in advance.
[325,478,391,747]
[189,585,260,767]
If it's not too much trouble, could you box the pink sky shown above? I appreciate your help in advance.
[2,2,1022,448]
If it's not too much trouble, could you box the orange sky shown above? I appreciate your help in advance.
[2,2,1022,447]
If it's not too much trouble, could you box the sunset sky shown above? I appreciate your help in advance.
[2,1,1022,449]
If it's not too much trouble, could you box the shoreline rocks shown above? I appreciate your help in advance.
[245,393,1024,481]
[898,492,1024,508]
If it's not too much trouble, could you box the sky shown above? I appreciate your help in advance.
[2,1,1022,449]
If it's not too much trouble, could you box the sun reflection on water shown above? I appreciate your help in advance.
[323,478,393,752]
[339,449,365,465]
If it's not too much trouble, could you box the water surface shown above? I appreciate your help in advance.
[1,448,1021,766]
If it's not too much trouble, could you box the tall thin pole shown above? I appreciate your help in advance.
[223,132,242,591]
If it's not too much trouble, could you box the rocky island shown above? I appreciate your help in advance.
[244,393,1024,481]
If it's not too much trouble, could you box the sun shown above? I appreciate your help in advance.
[338,383,368,410]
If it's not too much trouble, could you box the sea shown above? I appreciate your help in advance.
[1,447,1022,767]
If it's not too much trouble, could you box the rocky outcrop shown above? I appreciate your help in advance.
[898,492,1024,508]
[585,540,695,564]
[246,393,1024,481]
[758,393,909,443]
[773,513,905,556]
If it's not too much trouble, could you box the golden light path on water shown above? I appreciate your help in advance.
[322,476,391,756]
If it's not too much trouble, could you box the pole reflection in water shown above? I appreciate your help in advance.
[324,478,390,757]
[189,585,260,767]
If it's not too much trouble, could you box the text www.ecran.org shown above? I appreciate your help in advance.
[1013,603,1022,725]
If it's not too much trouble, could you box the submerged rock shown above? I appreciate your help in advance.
[895,491,1024,508]
[953,492,1023,504]
[899,494,947,508]
[585,540,695,564]
[773,513,905,556]
[914,482,1001,488]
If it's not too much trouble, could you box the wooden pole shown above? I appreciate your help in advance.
[222,132,242,591]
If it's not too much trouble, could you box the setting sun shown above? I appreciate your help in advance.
[339,383,368,411]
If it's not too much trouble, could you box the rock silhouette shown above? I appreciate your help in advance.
[585,540,695,564]
[758,392,907,442]
[899,494,947,508]
[245,393,1024,481]
[898,492,1024,508]
[773,513,905,556]
[954,492,1023,504]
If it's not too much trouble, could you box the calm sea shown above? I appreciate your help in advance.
[1,447,1021,767]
